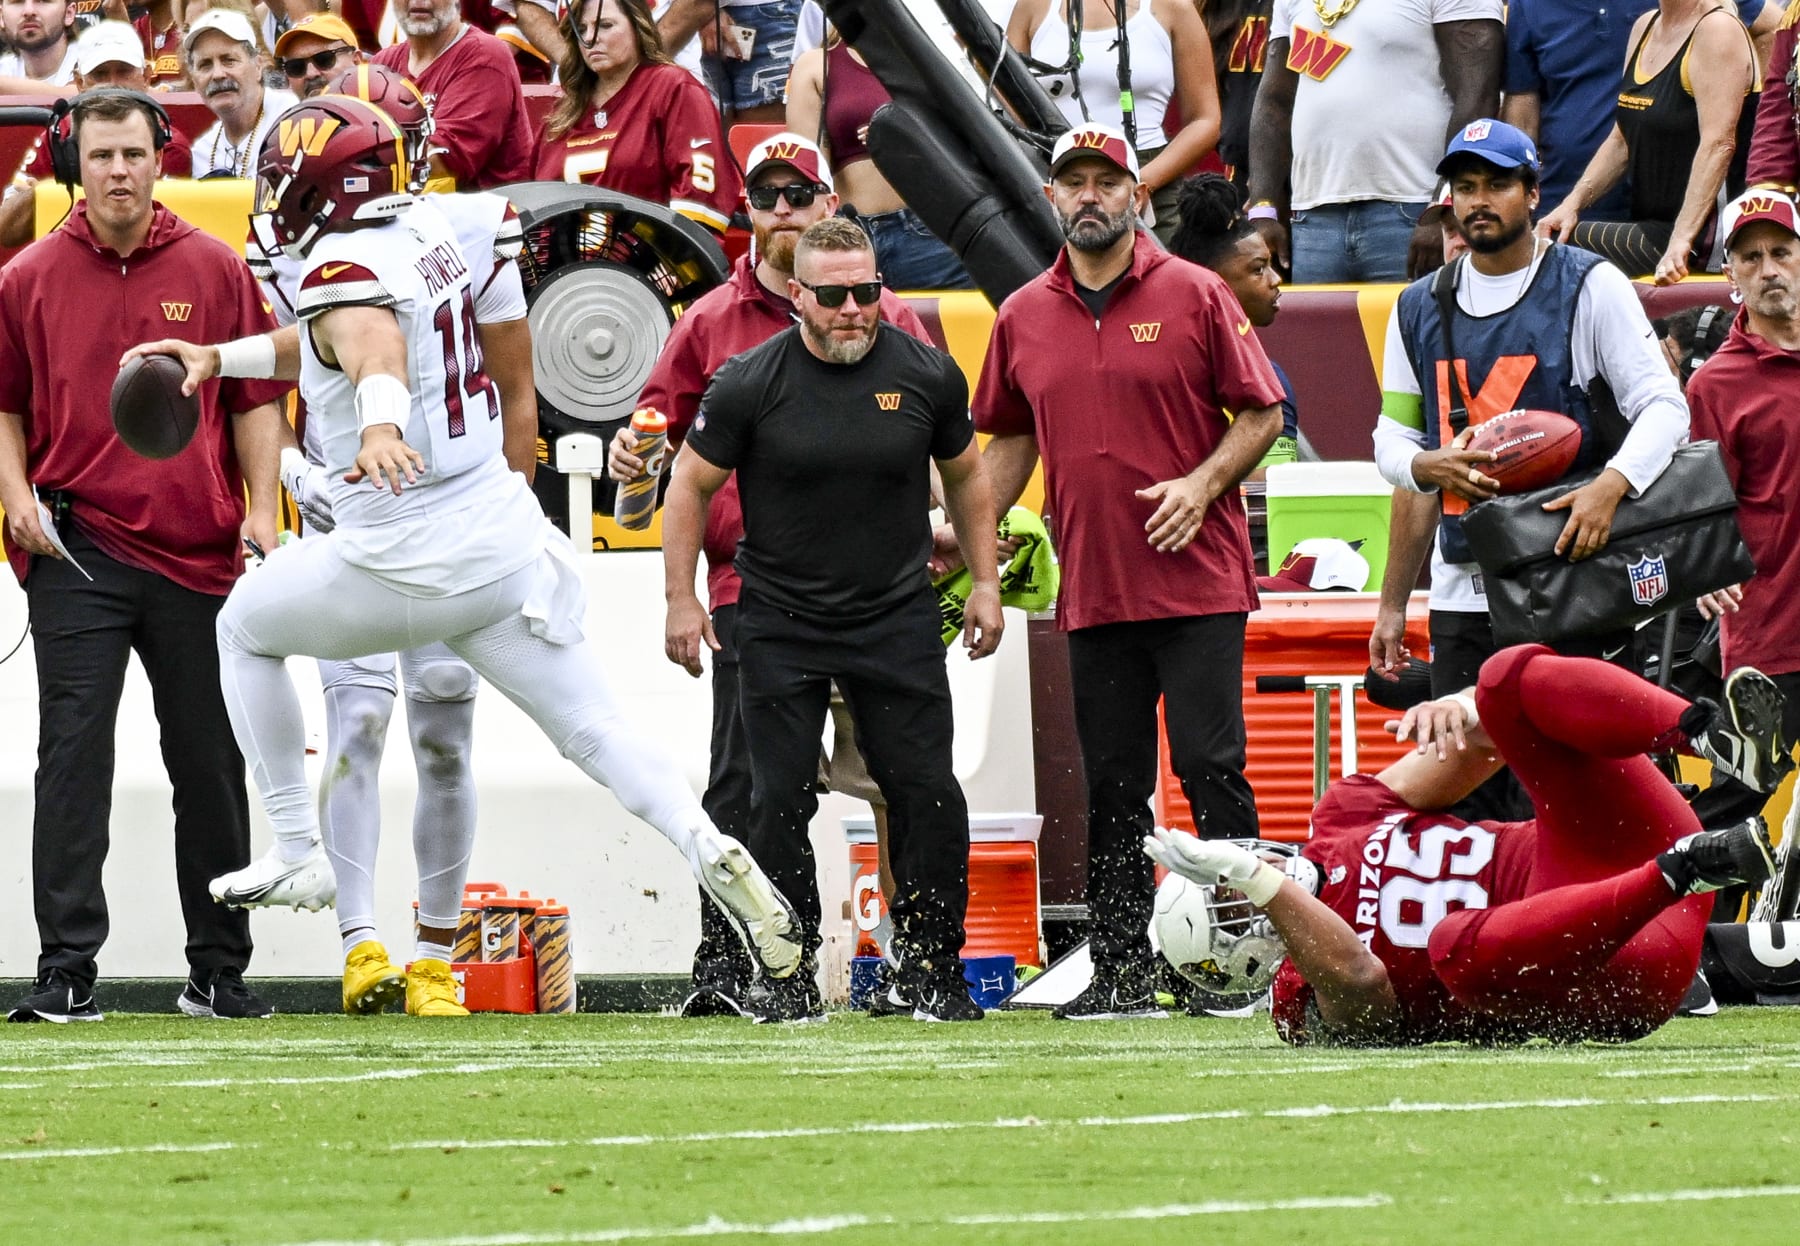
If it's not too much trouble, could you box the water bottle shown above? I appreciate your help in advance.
[612,407,669,531]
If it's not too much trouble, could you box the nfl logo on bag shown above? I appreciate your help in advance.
[1628,553,1668,606]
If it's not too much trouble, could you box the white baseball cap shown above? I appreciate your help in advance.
[75,20,147,76]
[1047,122,1140,180]
[1257,538,1372,593]
[183,7,258,57]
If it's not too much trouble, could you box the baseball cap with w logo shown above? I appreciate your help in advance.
[1048,123,1140,180]
[745,132,834,192]
[1722,187,1800,251]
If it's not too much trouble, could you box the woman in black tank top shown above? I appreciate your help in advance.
[1535,1,1757,283]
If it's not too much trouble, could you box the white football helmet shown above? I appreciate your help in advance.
[1151,843,1296,995]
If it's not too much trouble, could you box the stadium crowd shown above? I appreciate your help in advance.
[0,0,1797,1041]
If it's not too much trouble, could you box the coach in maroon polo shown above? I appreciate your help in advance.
[0,89,289,1023]
[973,121,1286,1021]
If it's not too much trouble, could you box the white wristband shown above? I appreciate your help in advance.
[1245,202,1279,222]
[1242,860,1285,907]
[1446,692,1480,729]
[354,374,411,434]
[215,335,277,379]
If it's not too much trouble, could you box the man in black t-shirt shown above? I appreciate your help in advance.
[663,217,1004,1024]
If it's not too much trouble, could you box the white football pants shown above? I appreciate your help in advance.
[217,534,709,865]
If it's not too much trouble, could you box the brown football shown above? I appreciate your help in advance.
[111,353,200,460]
[1469,409,1582,494]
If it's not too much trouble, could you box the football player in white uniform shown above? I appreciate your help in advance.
[128,96,802,1015]
[236,66,537,1016]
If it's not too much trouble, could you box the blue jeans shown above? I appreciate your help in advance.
[1289,199,1428,284]
[861,207,975,292]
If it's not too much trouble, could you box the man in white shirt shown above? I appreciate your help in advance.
[1247,0,1504,282]
[0,0,79,95]
[1367,120,1687,816]
[188,8,297,179]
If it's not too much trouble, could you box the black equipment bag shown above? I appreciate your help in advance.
[1460,441,1755,646]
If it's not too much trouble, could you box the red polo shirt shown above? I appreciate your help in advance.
[972,231,1284,630]
[638,253,930,610]
[0,203,290,594]
[374,25,534,188]
[1687,314,1800,676]
[1746,22,1800,188]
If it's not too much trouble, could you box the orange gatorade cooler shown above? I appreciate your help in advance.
[531,902,576,1014]
[442,958,537,1013]
[846,813,1043,966]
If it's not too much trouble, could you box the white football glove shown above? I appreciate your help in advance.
[1143,826,1285,906]
[281,446,336,534]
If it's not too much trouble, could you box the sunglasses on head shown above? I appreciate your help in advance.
[798,278,882,308]
[281,47,350,76]
[747,182,825,211]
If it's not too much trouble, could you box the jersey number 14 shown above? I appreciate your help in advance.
[432,287,497,439]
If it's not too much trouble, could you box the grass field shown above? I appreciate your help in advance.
[2,1007,1798,1244]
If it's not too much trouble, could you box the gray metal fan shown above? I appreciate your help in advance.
[497,182,729,535]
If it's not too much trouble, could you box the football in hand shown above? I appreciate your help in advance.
[1467,409,1582,494]
[111,353,201,460]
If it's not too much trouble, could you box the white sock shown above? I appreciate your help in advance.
[416,939,453,963]
[341,926,378,956]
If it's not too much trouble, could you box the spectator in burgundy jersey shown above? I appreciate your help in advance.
[372,0,535,188]
[535,0,739,232]
[135,0,188,89]
[1,31,197,246]
[0,88,290,1024]
[272,11,361,97]
[0,0,80,94]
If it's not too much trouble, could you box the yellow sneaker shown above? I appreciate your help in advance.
[342,941,406,1015]
[406,958,470,1017]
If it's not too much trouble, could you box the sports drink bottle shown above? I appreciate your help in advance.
[613,407,670,531]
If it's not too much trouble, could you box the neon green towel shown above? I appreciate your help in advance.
[934,506,1060,646]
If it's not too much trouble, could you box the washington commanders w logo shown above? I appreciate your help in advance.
[1227,16,1268,73]
[277,116,342,158]
[765,141,803,160]
[1070,130,1112,150]
[1286,27,1351,81]
[1737,193,1784,216]
[160,302,192,321]
[1129,322,1162,343]
[874,392,902,411]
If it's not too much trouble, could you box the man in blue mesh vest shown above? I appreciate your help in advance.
[1366,117,1689,818]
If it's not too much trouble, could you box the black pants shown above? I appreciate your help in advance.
[27,526,253,989]
[735,588,968,981]
[691,602,755,989]
[1067,613,1257,981]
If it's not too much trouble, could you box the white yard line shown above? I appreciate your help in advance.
[1578,1185,1800,1205]
[0,1141,238,1162]
[271,1194,1394,1246]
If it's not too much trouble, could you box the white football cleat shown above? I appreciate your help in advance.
[209,842,337,911]
[686,828,802,980]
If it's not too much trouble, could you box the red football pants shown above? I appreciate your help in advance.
[1427,644,1710,1040]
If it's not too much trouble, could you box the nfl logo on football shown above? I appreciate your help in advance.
[1628,553,1668,606]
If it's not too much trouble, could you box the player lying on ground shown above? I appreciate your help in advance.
[125,96,804,1007]
[1147,644,1791,1045]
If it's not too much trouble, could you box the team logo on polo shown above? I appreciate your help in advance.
[875,392,901,411]
[160,302,192,322]
[1628,554,1668,606]
[1129,322,1162,343]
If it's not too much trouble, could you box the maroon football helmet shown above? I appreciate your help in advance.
[253,96,414,260]
[325,63,435,194]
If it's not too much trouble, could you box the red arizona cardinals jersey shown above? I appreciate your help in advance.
[1271,774,1536,1045]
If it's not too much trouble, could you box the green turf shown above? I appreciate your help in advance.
[2,1007,1797,1244]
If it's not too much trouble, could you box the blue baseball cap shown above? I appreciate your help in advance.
[1436,119,1540,177]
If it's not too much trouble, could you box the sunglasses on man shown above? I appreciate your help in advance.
[282,47,352,77]
[746,182,828,211]
[798,278,883,308]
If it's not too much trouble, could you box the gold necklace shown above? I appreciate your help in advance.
[1313,0,1360,28]
[211,95,266,178]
